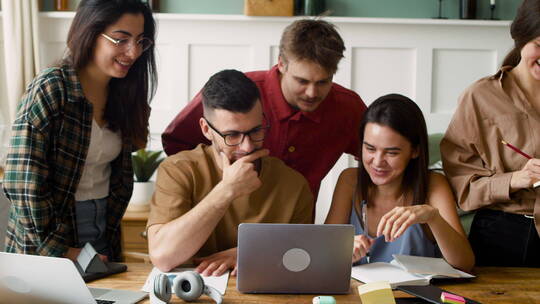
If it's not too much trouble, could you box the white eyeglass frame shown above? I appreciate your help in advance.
[100,33,153,52]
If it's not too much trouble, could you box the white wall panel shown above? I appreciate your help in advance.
[148,43,186,146]
[335,47,352,89]
[188,44,252,99]
[39,42,66,68]
[151,43,178,109]
[38,14,71,69]
[270,45,279,67]
[432,49,497,114]
[352,47,416,106]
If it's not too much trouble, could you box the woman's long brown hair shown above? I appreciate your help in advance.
[66,0,157,149]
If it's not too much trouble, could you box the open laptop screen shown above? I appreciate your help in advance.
[0,252,146,304]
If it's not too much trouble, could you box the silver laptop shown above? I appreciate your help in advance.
[237,223,354,294]
[0,252,147,304]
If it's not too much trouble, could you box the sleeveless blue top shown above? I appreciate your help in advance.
[350,202,439,265]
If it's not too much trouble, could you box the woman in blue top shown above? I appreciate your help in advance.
[325,94,474,271]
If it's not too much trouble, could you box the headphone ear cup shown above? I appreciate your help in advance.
[153,273,172,303]
[173,271,205,301]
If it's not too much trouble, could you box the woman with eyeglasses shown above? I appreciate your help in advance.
[325,94,474,272]
[3,0,157,262]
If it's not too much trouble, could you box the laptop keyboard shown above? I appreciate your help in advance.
[96,300,115,304]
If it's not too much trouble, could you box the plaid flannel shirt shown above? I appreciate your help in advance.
[3,64,134,261]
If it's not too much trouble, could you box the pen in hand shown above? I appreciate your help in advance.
[501,140,540,188]
[361,201,370,263]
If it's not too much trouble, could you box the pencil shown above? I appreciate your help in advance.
[501,140,540,188]
[501,140,532,159]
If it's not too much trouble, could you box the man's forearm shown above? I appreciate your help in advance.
[149,183,235,271]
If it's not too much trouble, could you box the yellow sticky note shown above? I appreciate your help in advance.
[357,281,396,304]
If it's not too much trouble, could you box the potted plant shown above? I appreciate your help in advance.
[129,149,164,212]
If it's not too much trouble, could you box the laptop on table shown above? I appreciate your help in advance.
[0,252,147,304]
[237,223,354,294]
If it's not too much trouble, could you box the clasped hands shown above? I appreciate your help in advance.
[352,204,439,262]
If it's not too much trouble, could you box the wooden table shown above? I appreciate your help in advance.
[89,263,540,303]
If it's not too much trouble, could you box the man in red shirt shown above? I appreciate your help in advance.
[162,19,366,200]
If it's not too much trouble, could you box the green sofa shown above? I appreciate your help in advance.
[429,133,474,235]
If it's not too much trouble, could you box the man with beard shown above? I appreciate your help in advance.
[162,19,366,201]
[147,70,313,275]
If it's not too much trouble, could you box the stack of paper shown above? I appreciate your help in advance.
[392,255,474,279]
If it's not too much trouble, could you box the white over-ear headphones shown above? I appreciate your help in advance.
[151,271,222,304]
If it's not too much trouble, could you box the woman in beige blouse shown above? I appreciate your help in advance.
[441,0,540,267]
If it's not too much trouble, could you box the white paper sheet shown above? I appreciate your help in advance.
[392,254,475,278]
[351,262,429,289]
[142,267,229,295]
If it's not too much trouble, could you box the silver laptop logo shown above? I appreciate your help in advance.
[282,248,311,272]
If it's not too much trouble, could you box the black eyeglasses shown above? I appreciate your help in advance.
[204,117,270,146]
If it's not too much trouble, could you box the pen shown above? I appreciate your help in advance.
[501,140,532,159]
[361,201,370,263]
[500,140,540,188]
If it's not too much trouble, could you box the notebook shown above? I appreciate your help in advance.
[351,255,474,289]
[0,252,147,304]
[237,223,354,294]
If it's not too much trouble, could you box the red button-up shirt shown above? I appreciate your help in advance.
[162,65,366,198]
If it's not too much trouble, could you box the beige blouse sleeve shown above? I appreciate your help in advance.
[441,84,513,211]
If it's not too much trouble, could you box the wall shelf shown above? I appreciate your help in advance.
[38,11,510,27]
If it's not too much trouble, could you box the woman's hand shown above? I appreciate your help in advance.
[376,205,439,242]
[193,247,237,276]
[510,158,540,191]
[352,235,374,263]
